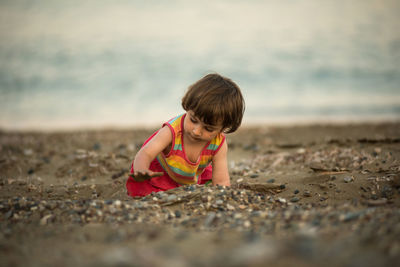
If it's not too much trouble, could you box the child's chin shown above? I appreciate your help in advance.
[189,134,203,142]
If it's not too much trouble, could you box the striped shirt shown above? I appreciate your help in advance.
[156,113,225,185]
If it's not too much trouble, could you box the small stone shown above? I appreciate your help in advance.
[290,197,300,203]
[267,178,275,183]
[234,213,242,219]
[114,200,121,207]
[278,198,287,204]
[106,200,118,206]
[297,148,306,154]
[92,143,101,151]
[340,211,362,222]
[294,189,299,194]
[344,176,354,183]
[174,210,181,218]
[303,190,312,197]
[167,194,177,202]
[227,204,235,211]
[370,194,379,200]
[40,214,54,225]
[24,149,33,156]
[318,183,328,190]
[215,199,224,205]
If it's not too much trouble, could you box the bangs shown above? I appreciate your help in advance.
[188,93,235,131]
[192,103,225,127]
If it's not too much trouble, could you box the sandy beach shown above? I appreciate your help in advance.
[1,122,400,266]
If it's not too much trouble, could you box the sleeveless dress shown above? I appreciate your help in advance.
[126,113,225,197]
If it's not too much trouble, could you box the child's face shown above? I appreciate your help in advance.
[184,111,223,143]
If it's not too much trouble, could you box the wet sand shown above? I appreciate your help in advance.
[1,122,400,266]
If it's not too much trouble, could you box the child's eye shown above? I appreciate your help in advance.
[190,117,197,123]
[205,127,215,132]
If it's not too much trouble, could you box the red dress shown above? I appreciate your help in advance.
[126,119,216,197]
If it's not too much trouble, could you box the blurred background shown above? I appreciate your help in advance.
[0,0,399,130]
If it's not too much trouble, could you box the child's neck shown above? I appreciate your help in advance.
[182,134,208,163]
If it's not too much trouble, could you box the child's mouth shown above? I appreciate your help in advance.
[190,134,202,141]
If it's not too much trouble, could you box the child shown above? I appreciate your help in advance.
[126,73,245,197]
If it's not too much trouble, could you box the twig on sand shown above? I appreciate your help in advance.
[233,182,284,194]
[309,163,349,174]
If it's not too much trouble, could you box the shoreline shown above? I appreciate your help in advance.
[1,115,399,132]
[1,119,400,134]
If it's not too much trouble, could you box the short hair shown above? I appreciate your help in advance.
[182,73,245,133]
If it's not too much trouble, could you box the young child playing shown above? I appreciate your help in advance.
[126,73,245,197]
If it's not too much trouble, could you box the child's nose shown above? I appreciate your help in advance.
[193,125,202,135]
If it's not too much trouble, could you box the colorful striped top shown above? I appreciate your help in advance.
[156,113,225,185]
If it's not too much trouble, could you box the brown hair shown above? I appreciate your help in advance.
[181,73,245,133]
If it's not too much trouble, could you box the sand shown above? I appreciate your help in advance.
[1,122,400,266]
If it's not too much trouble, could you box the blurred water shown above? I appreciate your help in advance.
[0,0,399,130]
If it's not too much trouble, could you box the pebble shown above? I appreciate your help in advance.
[278,198,287,204]
[227,204,235,211]
[290,197,300,203]
[344,176,354,183]
[215,199,224,205]
[174,210,181,218]
[92,143,101,151]
[114,200,121,207]
[340,211,363,222]
[24,149,34,156]
[40,214,53,225]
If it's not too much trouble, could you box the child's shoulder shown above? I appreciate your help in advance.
[165,113,185,124]
[208,133,226,153]
[163,113,185,132]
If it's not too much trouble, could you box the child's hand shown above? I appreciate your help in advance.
[129,170,163,182]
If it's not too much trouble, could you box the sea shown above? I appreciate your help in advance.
[0,0,399,130]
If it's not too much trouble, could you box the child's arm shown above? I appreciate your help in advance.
[131,126,172,181]
[211,140,230,186]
